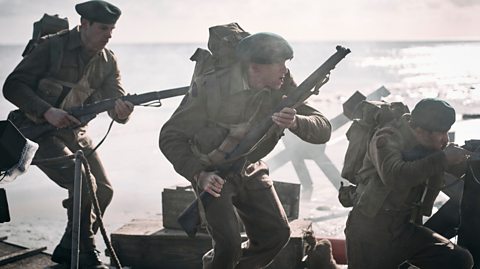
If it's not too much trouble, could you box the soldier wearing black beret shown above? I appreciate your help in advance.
[75,0,121,24]
[3,1,133,268]
[344,97,473,269]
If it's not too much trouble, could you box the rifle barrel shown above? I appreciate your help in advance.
[70,86,189,117]
[18,86,189,140]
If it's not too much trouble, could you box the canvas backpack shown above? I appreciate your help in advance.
[7,14,69,128]
[341,100,410,184]
[22,13,69,75]
[187,23,250,118]
[338,100,409,207]
[190,22,250,78]
[22,14,69,56]
[185,23,254,165]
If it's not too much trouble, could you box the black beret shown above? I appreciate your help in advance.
[236,32,293,64]
[75,0,121,24]
[411,98,456,132]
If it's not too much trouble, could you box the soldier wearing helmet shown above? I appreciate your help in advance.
[160,31,331,268]
[345,98,474,269]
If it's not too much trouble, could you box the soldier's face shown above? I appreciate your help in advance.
[253,61,288,90]
[420,130,450,150]
[81,19,115,52]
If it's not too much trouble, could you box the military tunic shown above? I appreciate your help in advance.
[160,63,331,269]
[3,27,127,251]
[345,115,473,269]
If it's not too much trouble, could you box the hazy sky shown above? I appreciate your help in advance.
[0,0,479,44]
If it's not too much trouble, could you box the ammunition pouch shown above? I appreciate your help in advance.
[37,78,95,110]
[338,182,357,208]
[37,78,69,107]
[191,125,229,165]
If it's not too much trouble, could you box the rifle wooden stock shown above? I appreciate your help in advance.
[177,191,215,238]
[177,46,351,237]
[18,86,189,140]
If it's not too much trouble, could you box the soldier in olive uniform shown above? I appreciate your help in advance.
[160,33,332,269]
[345,98,473,269]
[3,1,133,268]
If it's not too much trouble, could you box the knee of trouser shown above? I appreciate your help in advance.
[452,246,474,269]
[99,184,114,205]
[92,181,113,209]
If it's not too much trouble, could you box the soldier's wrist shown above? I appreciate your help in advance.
[289,115,298,131]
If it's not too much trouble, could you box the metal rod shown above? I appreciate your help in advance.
[71,150,83,269]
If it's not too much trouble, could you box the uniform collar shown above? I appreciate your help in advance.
[228,63,250,94]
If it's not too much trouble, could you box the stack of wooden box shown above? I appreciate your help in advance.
[110,181,312,269]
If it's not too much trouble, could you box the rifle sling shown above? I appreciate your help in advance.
[54,85,72,108]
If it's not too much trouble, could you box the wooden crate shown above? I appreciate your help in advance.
[162,181,300,230]
[110,218,311,269]
[161,185,197,230]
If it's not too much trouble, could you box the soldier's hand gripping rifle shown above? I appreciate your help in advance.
[178,45,351,237]
[402,140,480,223]
[12,86,189,140]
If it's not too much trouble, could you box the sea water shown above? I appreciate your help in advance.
[0,41,479,255]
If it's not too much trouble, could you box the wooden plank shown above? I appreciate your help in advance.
[111,218,211,269]
[111,218,311,269]
[113,218,164,236]
[0,246,47,266]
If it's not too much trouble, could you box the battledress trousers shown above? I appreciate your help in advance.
[345,206,473,269]
[201,161,290,269]
[34,127,113,251]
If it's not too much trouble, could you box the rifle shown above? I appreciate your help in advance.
[12,86,189,140]
[402,140,480,223]
[177,45,351,237]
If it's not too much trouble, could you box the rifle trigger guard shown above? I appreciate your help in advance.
[142,100,162,107]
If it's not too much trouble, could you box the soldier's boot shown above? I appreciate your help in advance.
[51,245,108,269]
[304,238,339,269]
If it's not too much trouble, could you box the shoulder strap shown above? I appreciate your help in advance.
[202,71,223,122]
[47,34,65,75]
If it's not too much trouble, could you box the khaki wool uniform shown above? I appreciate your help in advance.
[3,27,128,251]
[345,115,473,269]
[160,63,331,269]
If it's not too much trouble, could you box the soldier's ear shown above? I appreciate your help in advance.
[80,18,90,28]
